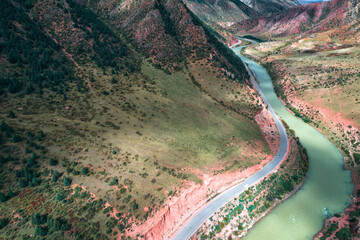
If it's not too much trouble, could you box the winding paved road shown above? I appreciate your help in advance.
[172,40,289,240]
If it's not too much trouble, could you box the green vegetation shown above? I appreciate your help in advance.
[65,0,132,71]
[320,223,338,240]
[0,0,74,96]
[194,133,309,239]
[185,4,249,82]
[0,0,271,238]
[336,227,353,240]
[242,35,264,43]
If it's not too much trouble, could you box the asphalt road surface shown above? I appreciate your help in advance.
[172,41,289,240]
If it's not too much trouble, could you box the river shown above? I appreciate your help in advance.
[233,42,353,239]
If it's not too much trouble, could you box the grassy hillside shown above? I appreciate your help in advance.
[0,0,270,238]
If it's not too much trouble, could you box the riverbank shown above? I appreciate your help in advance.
[127,104,281,239]
[240,162,306,238]
[191,134,308,239]
[242,37,358,239]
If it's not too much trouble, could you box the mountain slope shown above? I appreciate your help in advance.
[0,0,275,239]
[183,0,259,27]
[179,0,300,45]
[239,0,300,14]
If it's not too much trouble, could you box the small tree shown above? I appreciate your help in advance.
[0,192,7,202]
[38,130,46,141]
[12,135,22,143]
[109,177,118,186]
[18,179,28,188]
[34,226,48,236]
[51,170,62,182]
[8,111,16,118]
[55,193,65,202]
[63,176,72,187]
[49,158,58,166]
[0,218,9,230]
[336,227,352,240]
[31,213,47,225]
[7,188,15,198]
[31,176,40,187]
[81,167,89,175]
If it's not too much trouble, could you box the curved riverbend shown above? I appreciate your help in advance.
[172,43,290,240]
[235,40,353,240]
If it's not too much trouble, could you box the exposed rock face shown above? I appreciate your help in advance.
[183,0,259,25]
[231,0,360,37]
[238,0,300,15]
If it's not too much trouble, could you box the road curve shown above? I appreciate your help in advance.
[172,41,289,240]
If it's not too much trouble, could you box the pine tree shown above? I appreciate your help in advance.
[63,176,72,187]
[7,188,15,198]
[0,192,7,202]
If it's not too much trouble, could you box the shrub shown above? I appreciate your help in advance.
[81,167,89,175]
[63,176,72,187]
[12,135,21,143]
[51,170,62,182]
[18,179,28,188]
[7,188,15,198]
[38,130,46,141]
[354,153,360,165]
[55,192,66,202]
[0,156,6,164]
[34,226,48,236]
[7,111,16,118]
[27,158,37,168]
[31,176,40,187]
[109,177,118,186]
[49,158,58,166]
[31,213,47,225]
[0,218,9,230]
[47,216,71,232]
[335,227,352,240]
[0,192,7,202]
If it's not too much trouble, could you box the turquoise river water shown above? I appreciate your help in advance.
[232,44,353,240]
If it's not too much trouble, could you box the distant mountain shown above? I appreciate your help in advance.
[183,0,259,26]
[298,0,328,4]
[238,0,300,14]
[231,0,360,38]
[181,0,300,44]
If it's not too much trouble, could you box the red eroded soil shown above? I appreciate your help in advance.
[127,156,273,240]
